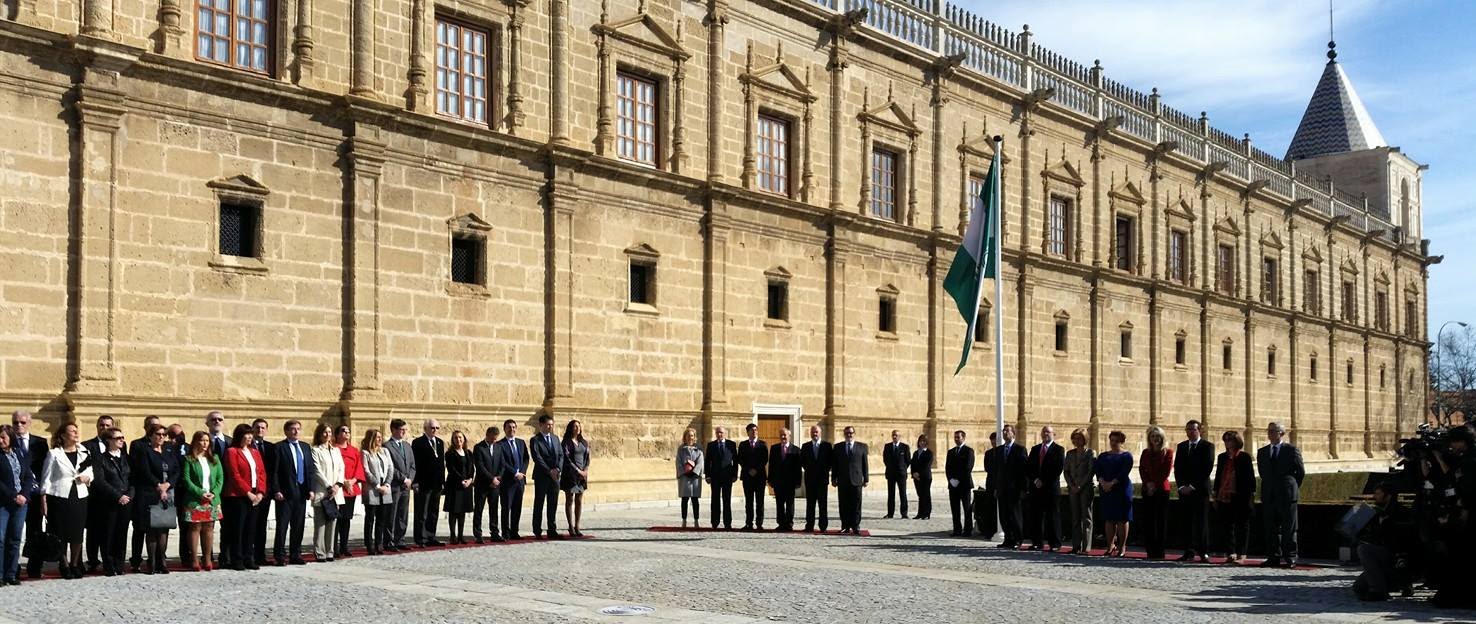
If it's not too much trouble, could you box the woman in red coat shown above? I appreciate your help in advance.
[333,425,364,558]
[222,424,268,571]
[1138,426,1174,559]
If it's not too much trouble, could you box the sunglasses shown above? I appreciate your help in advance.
[110,436,125,441]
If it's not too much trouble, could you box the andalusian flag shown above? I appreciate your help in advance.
[943,144,1001,374]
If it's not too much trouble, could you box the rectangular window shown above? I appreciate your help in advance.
[870,148,898,221]
[1054,320,1069,353]
[1347,361,1355,385]
[629,261,656,305]
[756,115,790,196]
[1375,291,1389,331]
[1268,349,1277,377]
[435,19,490,124]
[1404,300,1417,337]
[878,296,897,334]
[1380,367,1386,388]
[968,175,987,229]
[766,281,789,322]
[616,73,659,166]
[1311,356,1320,381]
[1304,270,1321,314]
[1174,335,1186,366]
[1048,197,1071,257]
[450,236,483,285]
[1261,258,1279,305]
[1341,281,1358,322]
[1215,244,1236,296]
[1119,329,1132,359]
[973,307,991,343]
[1168,230,1188,284]
[1113,215,1135,271]
[218,201,260,258]
[1222,343,1233,371]
[196,0,272,74]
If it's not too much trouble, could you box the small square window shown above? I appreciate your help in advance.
[878,296,897,334]
[630,262,656,305]
[1222,343,1233,371]
[1174,335,1186,366]
[766,281,789,322]
[1054,320,1069,353]
[219,202,260,258]
[450,236,483,285]
[1119,329,1132,360]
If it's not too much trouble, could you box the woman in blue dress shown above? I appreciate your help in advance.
[1093,430,1134,557]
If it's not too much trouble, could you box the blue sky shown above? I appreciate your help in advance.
[953,0,1474,342]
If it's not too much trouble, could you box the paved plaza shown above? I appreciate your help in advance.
[6,490,1459,624]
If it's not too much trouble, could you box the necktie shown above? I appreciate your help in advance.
[293,442,304,484]
[1272,445,1278,460]
[813,443,818,459]
[781,445,787,459]
[1038,445,1045,467]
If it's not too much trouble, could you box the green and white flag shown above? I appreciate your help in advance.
[943,145,1000,374]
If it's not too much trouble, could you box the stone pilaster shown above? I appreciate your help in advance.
[705,1,728,183]
[1016,263,1034,434]
[404,0,429,110]
[152,0,186,54]
[341,117,386,401]
[549,0,571,146]
[503,0,529,133]
[701,191,730,418]
[349,0,376,98]
[541,147,584,413]
[824,223,852,424]
[292,0,318,87]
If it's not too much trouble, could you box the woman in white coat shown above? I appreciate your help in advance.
[359,429,394,555]
[309,424,345,562]
[40,422,93,579]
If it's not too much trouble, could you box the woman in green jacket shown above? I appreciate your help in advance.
[181,431,224,571]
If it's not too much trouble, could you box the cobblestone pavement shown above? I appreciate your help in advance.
[9,492,1459,623]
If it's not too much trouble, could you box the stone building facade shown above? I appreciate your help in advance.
[0,0,1433,502]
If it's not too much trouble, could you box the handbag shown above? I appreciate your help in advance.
[321,496,340,521]
[148,500,178,530]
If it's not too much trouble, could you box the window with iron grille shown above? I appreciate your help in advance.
[1215,244,1236,296]
[616,73,658,166]
[196,0,273,75]
[1048,197,1071,257]
[1168,230,1188,284]
[756,115,790,196]
[870,147,898,221]
[450,235,483,285]
[1341,280,1358,322]
[435,18,490,123]
[878,295,897,333]
[1261,258,1279,305]
[766,280,788,322]
[1375,291,1389,331]
[629,261,656,305]
[1304,270,1321,315]
[219,201,260,258]
[1113,215,1135,271]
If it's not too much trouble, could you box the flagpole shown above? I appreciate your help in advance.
[992,136,1007,541]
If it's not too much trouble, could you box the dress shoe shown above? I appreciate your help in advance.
[950,531,962,537]
[426,539,445,547]
[289,558,308,565]
[1175,552,1196,562]
[1281,560,1297,569]
[4,578,17,586]
[475,538,484,544]
[1198,555,1211,563]
[996,542,1016,549]
[1028,544,1042,551]
[156,566,170,575]
[245,562,258,570]
[883,514,894,519]
[1258,558,1282,568]
[490,536,505,543]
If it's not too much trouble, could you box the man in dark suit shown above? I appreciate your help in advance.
[831,426,869,534]
[1173,419,1215,563]
[529,414,565,539]
[471,426,504,543]
[1025,426,1065,550]
[704,427,738,529]
[978,431,999,540]
[737,423,768,530]
[126,414,161,572]
[11,411,48,579]
[882,430,910,519]
[1257,421,1305,568]
[270,419,315,565]
[946,430,975,536]
[799,425,832,532]
[497,419,529,540]
[82,414,114,573]
[767,428,801,531]
[995,425,1028,549]
[250,418,274,566]
[411,419,446,547]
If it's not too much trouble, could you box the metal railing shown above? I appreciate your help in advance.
[799,0,1397,237]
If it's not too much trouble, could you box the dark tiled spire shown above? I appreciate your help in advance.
[1285,40,1386,160]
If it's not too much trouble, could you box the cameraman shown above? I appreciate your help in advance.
[1353,483,1410,602]
[1428,427,1476,607]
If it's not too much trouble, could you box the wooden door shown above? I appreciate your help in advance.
[756,414,789,444]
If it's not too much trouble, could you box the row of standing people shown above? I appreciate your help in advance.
[0,410,592,583]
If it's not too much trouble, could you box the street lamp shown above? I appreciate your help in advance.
[1434,320,1470,424]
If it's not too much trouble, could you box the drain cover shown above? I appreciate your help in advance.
[599,606,656,616]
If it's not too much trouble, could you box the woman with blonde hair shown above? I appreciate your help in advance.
[1139,425,1174,559]
[1062,428,1096,554]
[675,428,704,527]
[359,428,394,555]
[1093,430,1133,557]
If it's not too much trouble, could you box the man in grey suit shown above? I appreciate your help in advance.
[385,418,417,551]
[1256,421,1305,568]
[472,426,504,543]
[530,415,565,539]
[831,426,869,534]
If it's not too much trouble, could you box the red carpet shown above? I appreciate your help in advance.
[20,534,594,582]
[647,526,871,537]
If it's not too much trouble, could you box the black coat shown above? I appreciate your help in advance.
[766,444,802,490]
[737,439,768,483]
[412,435,446,490]
[704,439,738,484]
[945,445,976,490]
[15,434,46,497]
[0,449,35,508]
[994,442,1028,496]
[1026,442,1065,493]
[910,449,933,483]
[90,450,133,508]
[129,445,180,507]
[832,441,868,487]
[800,440,832,486]
[270,439,317,500]
[882,441,911,480]
[495,437,530,481]
[472,440,504,486]
[1256,443,1305,504]
[1212,450,1256,507]
[252,438,275,495]
[983,446,1000,491]
[1174,438,1216,495]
